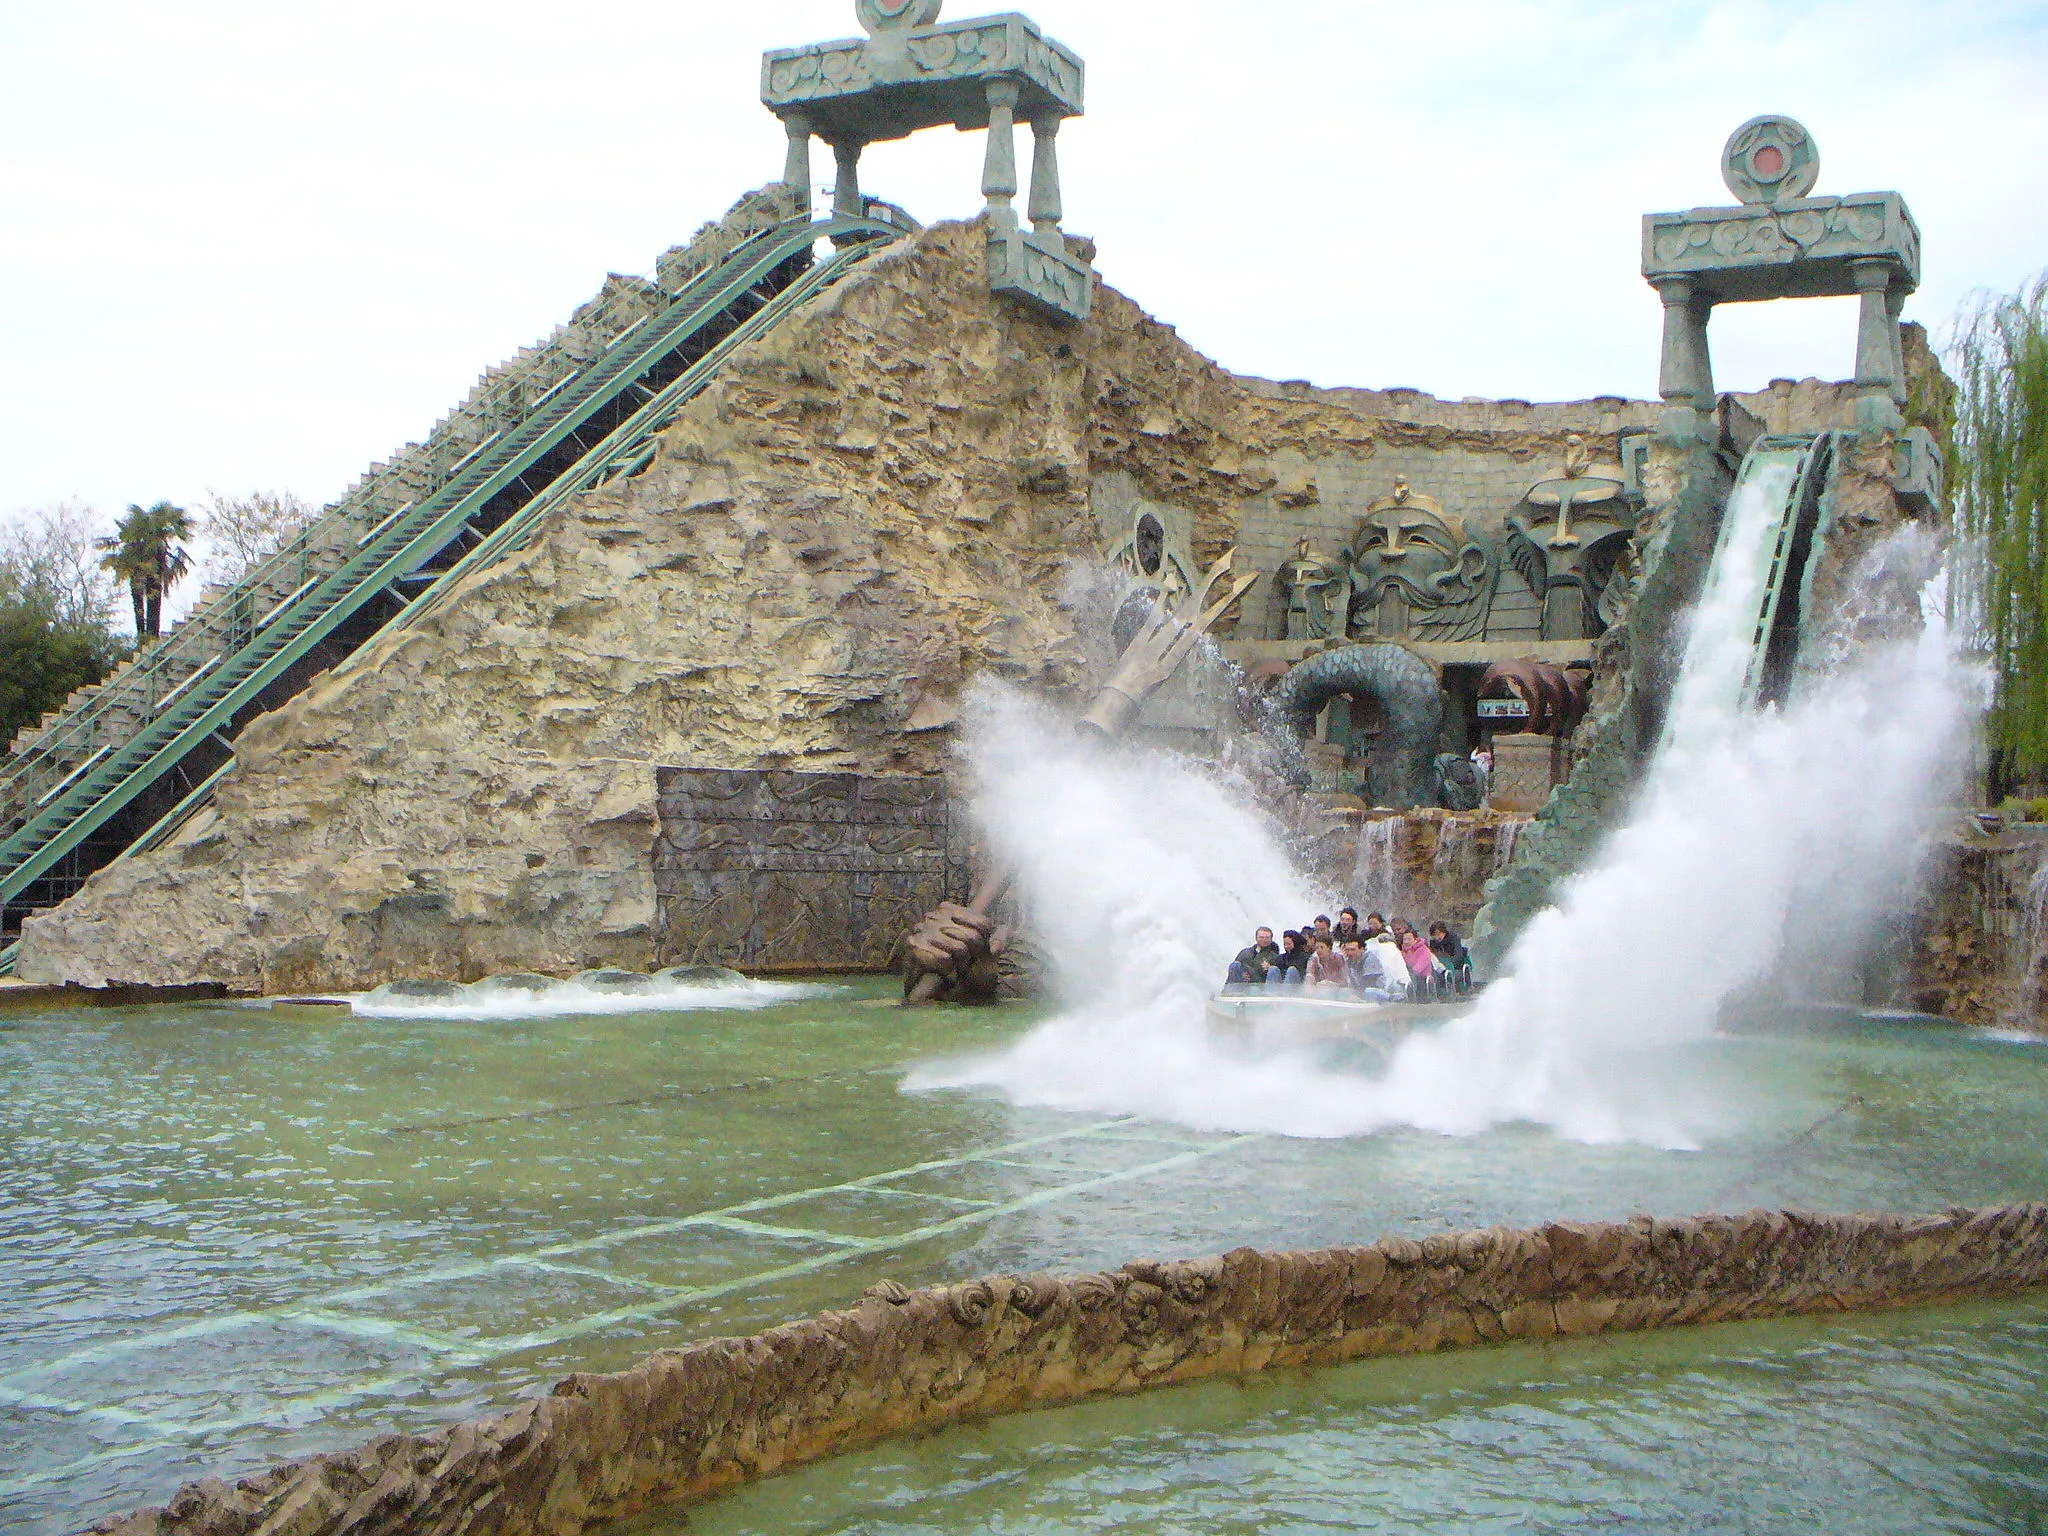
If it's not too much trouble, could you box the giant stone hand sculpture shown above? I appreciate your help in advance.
[901,552,1257,1005]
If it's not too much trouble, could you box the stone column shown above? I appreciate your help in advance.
[1885,280,1910,409]
[781,112,813,214]
[1027,113,1063,236]
[1652,276,1715,444]
[981,80,1020,235]
[831,139,865,221]
[1852,258,1905,431]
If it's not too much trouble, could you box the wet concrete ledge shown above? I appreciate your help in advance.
[0,979,233,1011]
[87,1202,2048,1536]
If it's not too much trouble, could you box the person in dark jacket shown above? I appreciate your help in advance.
[1226,927,1281,987]
[1332,907,1364,948]
[1264,930,1308,986]
[1428,922,1473,995]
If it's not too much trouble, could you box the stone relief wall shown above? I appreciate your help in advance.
[654,769,968,972]
[1230,439,1639,646]
[1219,350,1934,657]
[90,1202,2048,1536]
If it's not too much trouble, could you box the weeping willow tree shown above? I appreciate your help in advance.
[1953,272,2048,781]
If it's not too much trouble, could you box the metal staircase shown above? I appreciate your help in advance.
[0,209,909,949]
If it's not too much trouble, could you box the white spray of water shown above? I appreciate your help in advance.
[914,501,1978,1146]
[352,972,835,1020]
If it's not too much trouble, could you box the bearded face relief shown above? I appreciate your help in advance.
[1509,436,1635,641]
[1345,479,1491,641]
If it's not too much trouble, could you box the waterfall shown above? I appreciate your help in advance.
[1353,816,1399,914]
[2012,861,2048,1023]
[1491,818,1522,876]
[1659,456,1799,759]
[1431,817,1471,878]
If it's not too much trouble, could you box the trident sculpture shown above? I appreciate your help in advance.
[901,551,1259,1005]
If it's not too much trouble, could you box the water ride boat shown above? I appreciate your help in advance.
[1205,988,1473,1064]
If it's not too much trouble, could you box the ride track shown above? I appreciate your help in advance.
[0,211,913,975]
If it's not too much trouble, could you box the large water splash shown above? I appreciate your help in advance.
[914,509,1979,1147]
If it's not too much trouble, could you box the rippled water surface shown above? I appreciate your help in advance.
[1,991,2044,1534]
[666,1298,2048,1535]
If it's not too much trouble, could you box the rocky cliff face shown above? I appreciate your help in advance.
[18,220,1671,992]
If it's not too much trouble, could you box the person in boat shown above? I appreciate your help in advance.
[1226,927,1281,987]
[1341,936,1399,1003]
[1332,907,1363,947]
[1264,929,1309,986]
[1308,914,1335,948]
[1428,922,1473,995]
[1362,912,1389,941]
[1305,935,1349,989]
[1392,919,1443,999]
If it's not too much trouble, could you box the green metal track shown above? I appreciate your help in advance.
[0,212,906,910]
[1734,432,1836,711]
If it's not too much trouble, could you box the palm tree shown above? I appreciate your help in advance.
[97,502,196,639]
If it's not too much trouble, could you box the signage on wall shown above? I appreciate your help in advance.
[1477,697,1532,720]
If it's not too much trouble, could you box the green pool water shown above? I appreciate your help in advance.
[1,986,2044,1534]
[659,1297,2048,1535]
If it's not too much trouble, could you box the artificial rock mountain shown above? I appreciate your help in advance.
[15,218,1877,992]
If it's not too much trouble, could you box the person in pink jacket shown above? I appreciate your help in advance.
[1392,919,1441,997]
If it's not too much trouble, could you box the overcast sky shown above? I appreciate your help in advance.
[5,0,2045,555]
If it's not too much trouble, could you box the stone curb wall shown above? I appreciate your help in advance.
[94,1201,2048,1536]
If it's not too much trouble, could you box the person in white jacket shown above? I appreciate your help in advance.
[1366,933,1409,1000]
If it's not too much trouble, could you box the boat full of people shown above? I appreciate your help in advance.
[1207,908,1475,1062]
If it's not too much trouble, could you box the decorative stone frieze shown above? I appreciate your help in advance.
[1643,192,1921,304]
[762,14,1084,138]
[987,223,1093,320]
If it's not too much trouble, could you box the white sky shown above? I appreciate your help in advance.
[4,0,2045,560]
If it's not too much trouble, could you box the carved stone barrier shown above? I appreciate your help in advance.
[91,1203,2048,1536]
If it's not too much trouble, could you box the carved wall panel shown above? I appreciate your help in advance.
[655,770,970,972]
[1096,471,1198,609]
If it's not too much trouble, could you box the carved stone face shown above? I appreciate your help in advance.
[1507,501,1634,642]
[1134,512,1164,577]
[1350,504,1487,610]
[1509,497,1629,564]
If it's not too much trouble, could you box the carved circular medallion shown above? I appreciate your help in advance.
[856,0,942,35]
[1721,115,1819,204]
